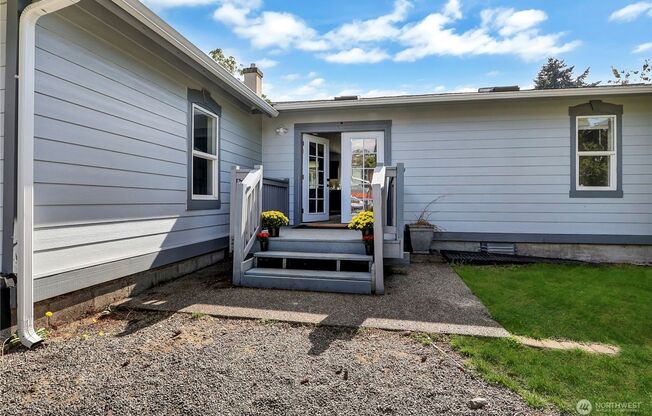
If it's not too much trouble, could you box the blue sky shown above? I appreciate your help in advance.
[143,0,652,101]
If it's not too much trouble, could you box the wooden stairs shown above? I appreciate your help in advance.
[242,230,374,294]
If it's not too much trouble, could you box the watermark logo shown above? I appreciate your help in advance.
[577,399,593,415]
[576,399,643,414]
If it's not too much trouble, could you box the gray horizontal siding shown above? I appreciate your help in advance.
[263,95,652,240]
[31,5,262,279]
[0,0,6,261]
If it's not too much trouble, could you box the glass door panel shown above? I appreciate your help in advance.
[302,134,330,222]
[341,132,385,223]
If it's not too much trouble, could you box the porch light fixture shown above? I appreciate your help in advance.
[275,126,288,135]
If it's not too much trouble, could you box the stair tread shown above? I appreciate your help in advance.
[254,251,372,261]
[245,267,372,281]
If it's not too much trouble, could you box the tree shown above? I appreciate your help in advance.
[534,57,598,89]
[208,48,273,104]
[609,59,651,85]
[208,48,242,76]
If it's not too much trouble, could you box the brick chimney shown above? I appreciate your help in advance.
[242,63,263,96]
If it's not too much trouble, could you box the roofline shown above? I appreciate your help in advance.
[113,0,278,117]
[273,85,652,112]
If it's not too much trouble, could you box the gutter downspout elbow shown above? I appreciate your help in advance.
[17,0,80,348]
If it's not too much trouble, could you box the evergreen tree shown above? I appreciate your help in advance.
[534,58,597,89]
[609,59,651,85]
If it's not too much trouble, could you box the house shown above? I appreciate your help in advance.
[1,0,651,347]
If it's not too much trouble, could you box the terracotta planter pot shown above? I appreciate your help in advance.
[408,224,434,254]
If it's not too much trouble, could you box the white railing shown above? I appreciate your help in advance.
[231,165,263,285]
[371,163,405,295]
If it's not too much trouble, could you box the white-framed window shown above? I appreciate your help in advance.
[191,104,219,200]
[575,115,617,191]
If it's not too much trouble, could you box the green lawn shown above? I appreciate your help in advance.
[451,263,652,413]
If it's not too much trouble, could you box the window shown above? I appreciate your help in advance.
[187,89,221,210]
[191,104,219,200]
[569,100,623,198]
[576,116,616,190]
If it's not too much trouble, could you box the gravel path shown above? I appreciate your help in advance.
[0,311,554,415]
[120,260,508,338]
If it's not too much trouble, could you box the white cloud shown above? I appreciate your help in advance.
[452,85,477,93]
[443,0,462,19]
[307,71,319,78]
[308,78,325,87]
[142,0,218,9]
[281,73,301,81]
[324,0,411,46]
[233,12,325,50]
[482,8,547,36]
[396,5,579,62]
[256,58,278,69]
[324,48,390,64]
[213,3,250,25]
[211,0,579,65]
[486,70,501,77]
[213,3,329,52]
[609,2,652,22]
[275,77,330,101]
[633,42,652,53]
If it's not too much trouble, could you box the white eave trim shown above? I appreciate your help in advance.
[113,0,278,117]
[273,85,652,112]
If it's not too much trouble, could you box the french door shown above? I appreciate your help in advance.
[302,134,330,222]
[341,131,385,223]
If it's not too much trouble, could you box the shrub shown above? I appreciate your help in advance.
[261,211,289,228]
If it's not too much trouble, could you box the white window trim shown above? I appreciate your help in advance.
[575,115,617,192]
[191,103,220,200]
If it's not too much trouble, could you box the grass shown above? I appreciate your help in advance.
[451,263,652,413]
[410,332,441,347]
[190,312,206,320]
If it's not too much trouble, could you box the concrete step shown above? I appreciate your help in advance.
[242,268,373,294]
[254,251,372,262]
[268,238,366,255]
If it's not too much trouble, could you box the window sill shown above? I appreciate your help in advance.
[569,189,623,198]
[187,199,221,210]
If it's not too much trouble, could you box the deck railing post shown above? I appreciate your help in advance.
[229,165,240,254]
[231,166,263,286]
[372,166,386,295]
[396,162,405,253]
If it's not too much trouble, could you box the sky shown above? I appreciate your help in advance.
[142,0,652,101]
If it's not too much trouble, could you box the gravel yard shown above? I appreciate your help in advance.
[0,311,554,415]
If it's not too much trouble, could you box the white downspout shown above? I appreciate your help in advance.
[17,0,80,348]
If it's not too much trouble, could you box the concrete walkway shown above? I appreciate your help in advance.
[118,257,510,338]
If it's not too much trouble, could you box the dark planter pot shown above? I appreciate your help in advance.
[361,228,374,256]
[364,241,374,256]
[268,227,280,238]
[259,239,269,252]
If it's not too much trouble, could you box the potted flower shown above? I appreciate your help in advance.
[348,211,375,255]
[257,230,270,251]
[408,198,443,254]
[261,211,289,237]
